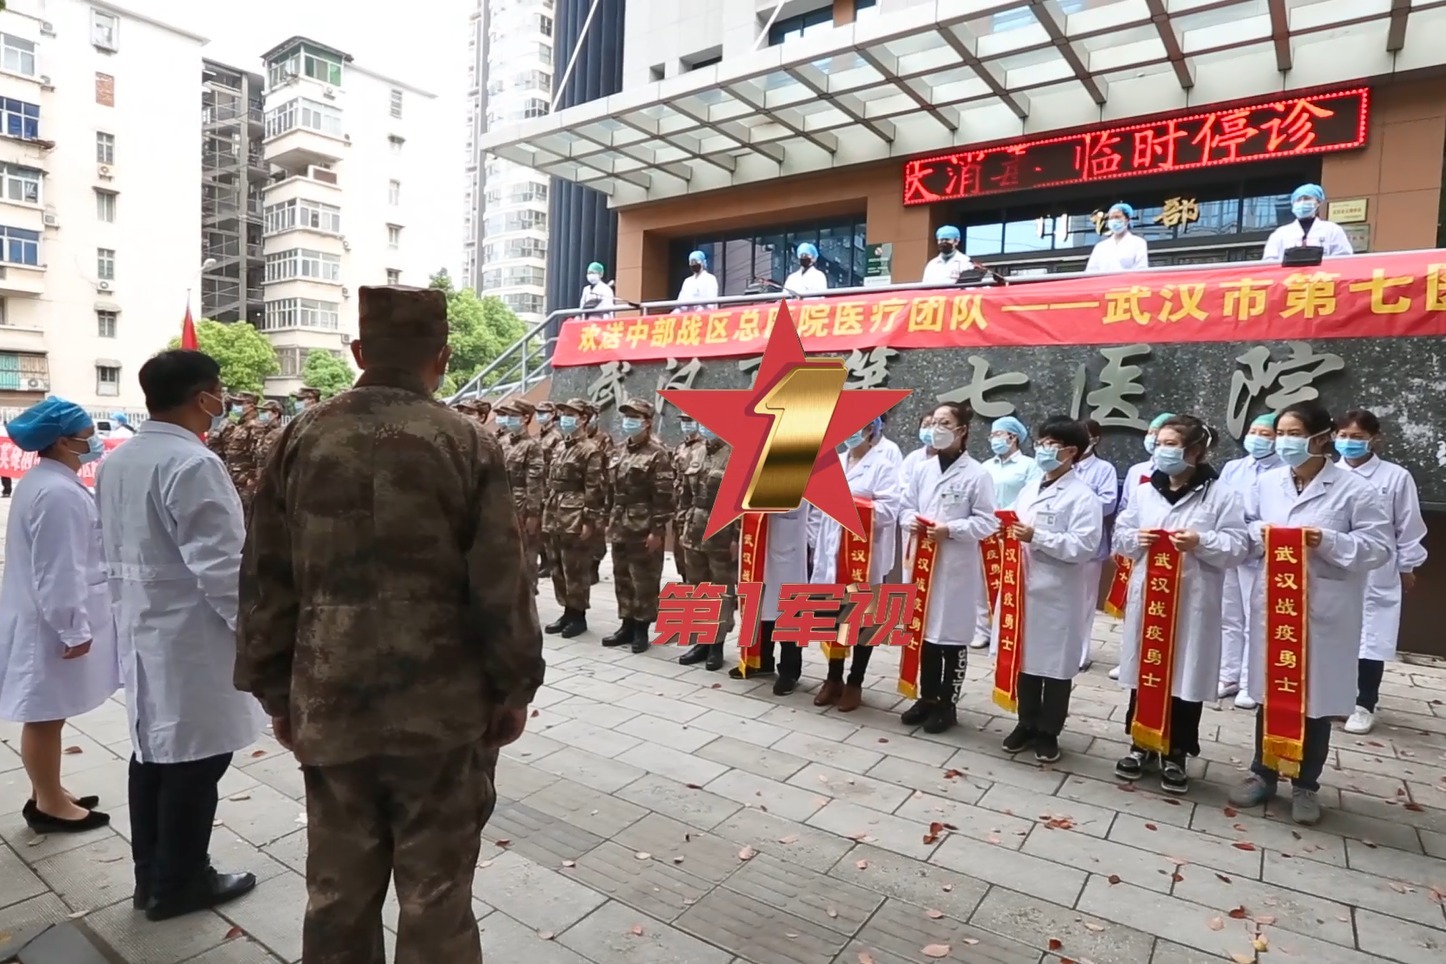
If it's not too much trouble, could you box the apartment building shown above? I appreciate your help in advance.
[201,59,266,328]
[463,0,552,324]
[257,36,443,395]
[0,0,204,412]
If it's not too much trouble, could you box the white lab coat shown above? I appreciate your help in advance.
[783,266,830,296]
[1245,462,1392,717]
[1085,233,1149,273]
[0,460,120,722]
[1217,452,1281,689]
[759,506,809,623]
[675,270,719,311]
[1004,472,1104,680]
[875,437,902,467]
[1340,456,1428,662]
[1114,473,1249,702]
[580,281,615,316]
[1262,218,1354,262]
[1118,459,1154,515]
[95,421,264,764]
[899,453,998,647]
[809,445,900,586]
[922,251,970,285]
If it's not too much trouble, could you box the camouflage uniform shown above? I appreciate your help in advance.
[534,403,563,576]
[542,399,607,637]
[602,399,674,653]
[292,386,322,414]
[497,399,546,579]
[671,433,702,582]
[235,285,544,964]
[583,404,613,584]
[205,390,255,462]
[678,437,739,670]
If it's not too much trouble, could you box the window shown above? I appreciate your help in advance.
[387,225,401,248]
[96,309,117,338]
[687,55,722,71]
[502,293,545,315]
[768,4,836,45]
[96,365,120,396]
[265,248,342,283]
[95,189,117,222]
[484,209,546,235]
[538,14,553,37]
[1,164,41,204]
[92,9,119,50]
[96,132,114,164]
[385,268,401,284]
[265,99,342,138]
[261,297,341,331]
[666,215,869,298]
[388,180,400,205]
[389,88,403,119]
[264,198,341,235]
[95,73,115,107]
[0,225,39,265]
[1,34,36,76]
[2,98,39,140]
[304,51,343,85]
[523,97,549,120]
[96,247,115,280]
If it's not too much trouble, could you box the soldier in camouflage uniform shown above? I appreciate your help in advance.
[671,413,703,583]
[254,399,284,466]
[602,399,674,654]
[534,400,563,577]
[542,399,608,637]
[582,402,613,585]
[221,393,273,513]
[292,386,322,413]
[236,285,543,964]
[678,428,739,671]
[496,398,545,584]
[205,390,253,462]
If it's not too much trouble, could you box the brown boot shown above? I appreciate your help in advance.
[814,678,844,707]
[837,683,863,712]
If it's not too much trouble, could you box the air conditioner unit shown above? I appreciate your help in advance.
[39,75,53,88]
[42,212,58,227]
[96,280,113,292]
[341,238,350,251]
[97,164,114,179]
[40,21,56,36]
[24,377,49,391]
[341,286,350,298]
[323,87,336,99]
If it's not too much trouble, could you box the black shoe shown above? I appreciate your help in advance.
[679,644,710,666]
[773,676,798,696]
[704,644,725,671]
[630,621,652,654]
[1115,747,1156,781]
[133,887,149,910]
[1034,735,1061,764]
[27,794,99,810]
[559,614,589,639]
[602,618,636,647]
[1001,724,1034,754]
[729,664,775,680]
[22,799,110,834]
[145,868,257,922]
[922,704,958,735]
[1160,755,1189,795]
[544,609,573,634]
[900,700,936,727]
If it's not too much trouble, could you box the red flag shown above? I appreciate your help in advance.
[180,305,198,351]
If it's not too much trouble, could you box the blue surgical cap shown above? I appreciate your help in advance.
[992,416,1028,440]
[688,250,707,266]
[111,412,127,424]
[936,225,961,242]
[868,416,885,439]
[1251,412,1278,430]
[7,397,93,452]
[1148,412,1175,431]
[797,242,818,260]
[1292,183,1325,203]
[1109,202,1135,220]
[586,261,605,274]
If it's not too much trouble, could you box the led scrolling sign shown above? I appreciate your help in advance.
[902,88,1371,206]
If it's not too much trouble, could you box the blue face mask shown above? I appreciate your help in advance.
[296,400,309,411]
[622,417,644,437]
[72,435,106,465]
[699,425,716,441]
[258,412,273,424]
[1243,434,1275,459]
[989,436,1012,457]
[1108,218,1127,234]
[1275,435,1318,468]
[537,413,553,425]
[1035,446,1062,472]
[1152,445,1188,476]
[498,416,519,433]
[1143,434,1156,455]
[918,426,933,446]
[559,415,579,435]
[843,431,866,450]
[1335,437,1370,460]
[679,419,696,436]
[1292,200,1318,220]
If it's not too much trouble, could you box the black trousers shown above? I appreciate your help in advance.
[1016,673,1071,737]
[754,622,803,678]
[826,644,874,685]
[1356,658,1385,712]
[129,752,233,899]
[918,642,966,704]
[1123,690,1204,757]
[1249,709,1332,792]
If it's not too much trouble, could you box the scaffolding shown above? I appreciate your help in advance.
[201,61,267,327]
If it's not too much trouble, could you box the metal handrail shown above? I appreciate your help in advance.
[445,302,621,404]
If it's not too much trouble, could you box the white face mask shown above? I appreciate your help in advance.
[586,273,601,285]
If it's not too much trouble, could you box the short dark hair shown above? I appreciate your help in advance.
[1338,408,1381,435]
[1157,414,1217,458]
[1083,418,1103,438]
[1037,415,1090,463]
[139,350,222,413]
[1277,399,1335,436]
[932,400,974,426]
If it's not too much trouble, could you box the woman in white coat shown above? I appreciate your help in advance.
[898,401,998,734]
[0,397,119,833]
[976,416,1043,649]
[1228,401,1391,826]
[808,418,900,711]
[1084,202,1149,273]
[729,506,809,693]
[1261,183,1354,262]
[1113,416,1248,794]
[784,243,830,296]
[1217,413,1281,707]
[998,416,1104,764]
[1107,411,1174,681]
[1334,408,1428,735]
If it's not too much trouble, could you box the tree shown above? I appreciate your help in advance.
[302,351,354,398]
[427,269,528,397]
[168,320,278,395]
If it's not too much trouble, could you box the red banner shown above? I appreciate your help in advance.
[0,437,127,485]
[1262,527,1310,779]
[1131,534,1184,755]
[980,533,1005,620]
[991,511,1024,712]
[824,498,874,662]
[737,513,769,675]
[1104,557,1132,618]
[898,519,938,699]
[552,252,1446,367]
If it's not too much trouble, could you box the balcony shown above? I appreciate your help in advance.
[264,171,342,207]
[264,125,347,169]
[0,263,45,297]
[0,349,49,393]
[0,322,45,353]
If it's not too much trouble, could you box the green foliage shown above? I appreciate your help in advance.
[301,351,354,398]
[167,320,278,396]
[426,268,528,397]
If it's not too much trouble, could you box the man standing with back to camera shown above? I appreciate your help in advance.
[234,285,545,964]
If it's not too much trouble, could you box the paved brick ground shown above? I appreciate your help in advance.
[2,497,1445,962]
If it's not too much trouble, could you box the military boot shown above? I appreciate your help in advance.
[544,609,573,634]
[631,621,652,654]
[705,643,725,671]
[602,618,636,647]
[559,611,589,639]
[678,643,710,666]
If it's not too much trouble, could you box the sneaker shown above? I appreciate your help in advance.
[1343,706,1375,734]
[1217,681,1240,699]
[922,704,958,735]
[1234,692,1257,711]
[1114,747,1154,781]
[1227,773,1277,808]
[899,700,935,727]
[1001,724,1034,754]
[1107,666,1121,681]
[1034,735,1061,764]
[1291,787,1322,826]
[772,676,798,697]
[969,637,990,649]
[1160,756,1189,795]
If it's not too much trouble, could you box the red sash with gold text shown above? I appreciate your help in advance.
[1104,475,1150,618]
[980,534,1005,619]
[1130,533,1183,754]
[897,517,938,699]
[1262,527,1310,778]
[736,513,769,675]
[824,498,874,661]
[990,511,1024,712]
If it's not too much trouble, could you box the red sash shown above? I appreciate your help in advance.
[824,498,874,661]
[736,513,769,675]
[897,517,938,699]
[990,511,1024,712]
[980,534,1005,619]
[1105,476,1150,618]
[1130,533,1183,753]
[1262,527,1310,778]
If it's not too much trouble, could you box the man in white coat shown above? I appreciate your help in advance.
[580,261,616,318]
[1216,413,1281,707]
[674,250,719,311]
[1261,184,1354,262]
[922,226,971,284]
[784,243,830,296]
[1072,419,1119,671]
[977,416,1043,649]
[96,349,263,921]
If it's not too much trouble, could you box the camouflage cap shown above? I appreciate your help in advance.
[230,391,259,403]
[535,399,556,412]
[292,387,322,400]
[556,397,589,414]
[618,397,655,418]
[260,399,283,413]
[358,285,448,342]
[509,398,537,416]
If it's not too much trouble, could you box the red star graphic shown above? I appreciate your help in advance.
[662,302,909,540]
